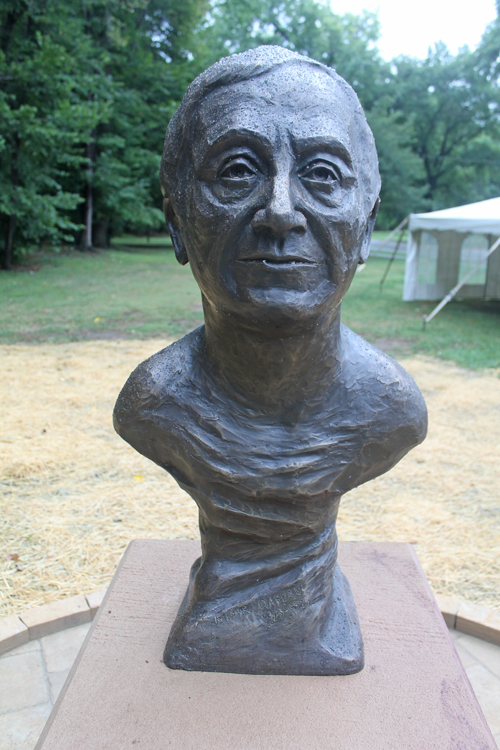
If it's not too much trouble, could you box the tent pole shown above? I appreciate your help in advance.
[422,235,500,329]
[373,215,409,258]
[379,227,406,291]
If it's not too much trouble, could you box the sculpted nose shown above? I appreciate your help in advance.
[252,175,306,237]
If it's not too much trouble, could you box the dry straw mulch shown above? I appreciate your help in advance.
[1,339,499,617]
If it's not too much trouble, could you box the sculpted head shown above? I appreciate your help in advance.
[160,46,381,330]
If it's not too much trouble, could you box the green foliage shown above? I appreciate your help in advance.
[2,0,500,263]
[366,101,427,226]
[201,0,379,69]
[0,0,207,265]
[0,0,92,266]
[74,0,207,243]
[390,43,500,210]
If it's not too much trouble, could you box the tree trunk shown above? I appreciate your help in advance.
[85,177,93,248]
[3,214,16,270]
[94,219,109,248]
[81,133,96,250]
[2,136,20,271]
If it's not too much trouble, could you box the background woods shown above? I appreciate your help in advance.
[0,0,208,268]
[2,0,500,266]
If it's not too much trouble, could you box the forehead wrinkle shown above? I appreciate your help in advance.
[197,90,279,135]
[193,96,278,163]
[194,68,356,149]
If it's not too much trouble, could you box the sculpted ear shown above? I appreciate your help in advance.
[359,197,380,265]
[163,198,188,266]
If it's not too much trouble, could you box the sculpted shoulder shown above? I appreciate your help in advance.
[113,328,203,456]
[340,324,428,433]
[337,324,428,489]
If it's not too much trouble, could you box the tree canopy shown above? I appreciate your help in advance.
[0,0,208,268]
[2,0,500,266]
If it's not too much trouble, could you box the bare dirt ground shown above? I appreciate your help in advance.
[1,339,499,617]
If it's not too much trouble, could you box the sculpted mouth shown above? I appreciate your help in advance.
[238,257,317,267]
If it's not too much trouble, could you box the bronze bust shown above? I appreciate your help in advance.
[114,46,427,676]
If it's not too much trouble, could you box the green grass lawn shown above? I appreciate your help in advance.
[1,246,499,370]
[343,261,500,370]
[110,234,173,247]
[1,247,203,342]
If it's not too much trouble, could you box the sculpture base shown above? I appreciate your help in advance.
[36,540,496,750]
[164,561,363,676]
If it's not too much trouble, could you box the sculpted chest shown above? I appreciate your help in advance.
[115,333,423,549]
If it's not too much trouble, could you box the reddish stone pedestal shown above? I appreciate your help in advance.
[36,540,497,750]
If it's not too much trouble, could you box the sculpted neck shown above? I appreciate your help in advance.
[202,301,343,413]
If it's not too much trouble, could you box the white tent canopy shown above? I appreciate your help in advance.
[409,197,500,235]
[404,197,500,302]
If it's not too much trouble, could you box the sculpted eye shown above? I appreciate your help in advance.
[219,159,257,180]
[301,162,339,184]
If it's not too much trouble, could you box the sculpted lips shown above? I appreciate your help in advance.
[237,256,317,269]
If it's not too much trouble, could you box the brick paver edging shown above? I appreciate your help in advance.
[434,593,500,645]
[0,590,106,655]
[0,589,498,657]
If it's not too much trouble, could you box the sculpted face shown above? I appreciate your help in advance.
[170,65,378,328]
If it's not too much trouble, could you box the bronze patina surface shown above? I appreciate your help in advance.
[114,46,427,675]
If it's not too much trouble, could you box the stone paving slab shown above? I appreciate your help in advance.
[0,704,52,750]
[0,648,49,714]
[0,622,499,749]
[0,623,91,750]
